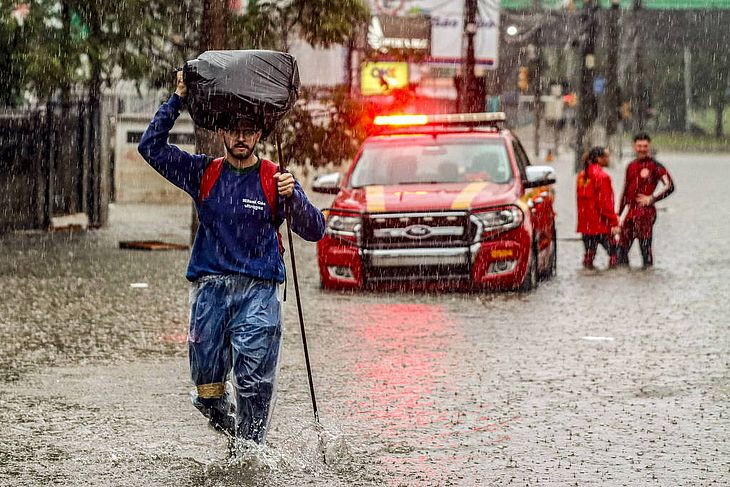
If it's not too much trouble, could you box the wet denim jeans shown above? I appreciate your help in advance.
[187,275,282,444]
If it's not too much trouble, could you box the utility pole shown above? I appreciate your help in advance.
[345,35,355,97]
[192,0,228,242]
[530,0,543,159]
[87,8,103,226]
[460,0,479,113]
[606,0,621,158]
[574,0,598,172]
[632,0,646,132]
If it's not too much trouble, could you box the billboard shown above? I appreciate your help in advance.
[367,15,431,59]
[369,0,500,67]
[361,62,409,95]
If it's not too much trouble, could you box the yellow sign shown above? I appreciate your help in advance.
[361,62,408,96]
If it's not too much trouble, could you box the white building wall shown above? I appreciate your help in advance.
[114,113,195,204]
[288,40,348,87]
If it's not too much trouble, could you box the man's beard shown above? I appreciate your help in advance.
[225,140,254,160]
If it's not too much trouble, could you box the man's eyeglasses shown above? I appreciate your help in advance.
[230,128,258,138]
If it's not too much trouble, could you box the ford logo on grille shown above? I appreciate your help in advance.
[403,224,433,239]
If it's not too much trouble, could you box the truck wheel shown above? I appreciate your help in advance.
[540,229,557,281]
[518,244,538,292]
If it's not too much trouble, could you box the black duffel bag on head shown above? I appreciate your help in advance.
[184,50,300,137]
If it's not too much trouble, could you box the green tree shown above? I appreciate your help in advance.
[274,86,371,169]
[231,0,369,51]
[1,0,199,104]
[692,49,730,138]
[3,0,371,168]
[0,7,30,106]
[648,50,685,132]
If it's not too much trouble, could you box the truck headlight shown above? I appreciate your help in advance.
[326,213,362,242]
[471,206,523,233]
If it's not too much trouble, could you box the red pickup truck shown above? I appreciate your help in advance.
[313,113,557,292]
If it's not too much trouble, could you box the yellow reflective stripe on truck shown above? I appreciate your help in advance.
[451,182,488,210]
[366,185,386,212]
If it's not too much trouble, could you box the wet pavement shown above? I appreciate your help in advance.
[0,151,728,486]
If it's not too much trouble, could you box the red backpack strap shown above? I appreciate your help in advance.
[259,159,279,222]
[259,159,284,254]
[199,157,225,203]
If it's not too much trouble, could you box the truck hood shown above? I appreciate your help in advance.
[332,182,516,213]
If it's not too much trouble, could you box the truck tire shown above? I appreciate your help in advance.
[518,243,538,292]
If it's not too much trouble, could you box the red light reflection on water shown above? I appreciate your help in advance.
[348,303,456,437]
[342,302,519,483]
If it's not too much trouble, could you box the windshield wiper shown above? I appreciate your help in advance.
[395,180,446,185]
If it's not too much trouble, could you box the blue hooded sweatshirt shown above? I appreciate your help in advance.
[138,94,325,283]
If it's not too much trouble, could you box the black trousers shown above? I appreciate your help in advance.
[582,234,617,267]
[617,216,655,267]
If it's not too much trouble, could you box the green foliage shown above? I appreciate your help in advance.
[631,44,728,136]
[649,50,686,132]
[691,107,730,135]
[228,0,369,51]
[269,86,370,169]
[650,131,730,152]
[0,6,32,105]
[2,0,371,163]
[1,0,369,106]
[0,0,200,104]
[691,48,729,135]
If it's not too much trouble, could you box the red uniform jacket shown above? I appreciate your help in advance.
[619,157,674,221]
[576,163,619,235]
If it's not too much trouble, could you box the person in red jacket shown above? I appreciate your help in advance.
[616,133,674,268]
[576,146,620,269]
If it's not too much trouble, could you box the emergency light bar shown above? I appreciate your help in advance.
[373,112,506,127]
[373,114,429,126]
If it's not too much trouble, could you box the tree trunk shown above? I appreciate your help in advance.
[59,1,72,102]
[191,0,229,243]
[88,69,103,225]
[460,0,479,113]
[87,7,103,226]
[716,102,725,139]
[575,0,598,172]
[632,0,646,133]
[606,1,620,138]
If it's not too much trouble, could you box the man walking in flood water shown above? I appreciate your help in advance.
[616,133,674,267]
[138,72,325,446]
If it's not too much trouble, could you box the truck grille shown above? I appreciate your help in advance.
[365,264,471,282]
[362,211,472,249]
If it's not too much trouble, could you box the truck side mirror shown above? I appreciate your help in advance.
[523,165,556,188]
[312,172,341,194]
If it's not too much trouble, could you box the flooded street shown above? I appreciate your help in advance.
[0,151,728,486]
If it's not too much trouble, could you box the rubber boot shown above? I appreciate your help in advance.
[583,250,596,269]
[191,392,236,438]
[640,240,653,268]
[608,251,618,269]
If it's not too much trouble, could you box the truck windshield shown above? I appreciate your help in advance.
[349,137,512,187]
